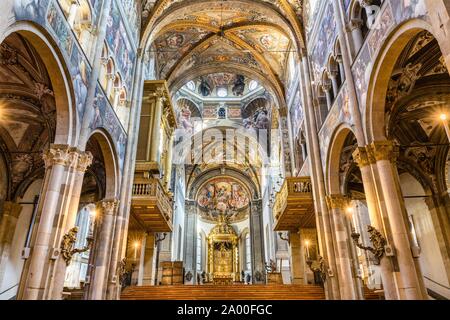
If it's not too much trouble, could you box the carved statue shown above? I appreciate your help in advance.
[199,77,211,96]
[265,259,277,273]
[307,256,327,286]
[351,225,387,265]
[60,227,92,266]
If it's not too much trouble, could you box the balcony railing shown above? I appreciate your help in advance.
[131,178,173,232]
[273,177,314,231]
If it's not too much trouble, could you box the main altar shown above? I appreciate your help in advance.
[207,214,239,285]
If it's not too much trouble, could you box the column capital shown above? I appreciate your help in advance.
[326,194,349,210]
[352,147,371,168]
[347,19,364,31]
[369,141,398,162]
[42,144,71,168]
[76,151,93,172]
[100,199,120,215]
[150,87,167,102]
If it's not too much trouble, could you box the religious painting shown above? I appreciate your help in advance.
[197,178,249,213]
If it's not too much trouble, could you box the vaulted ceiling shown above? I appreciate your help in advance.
[140,0,305,106]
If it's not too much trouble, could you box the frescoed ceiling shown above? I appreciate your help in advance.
[141,0,306,109]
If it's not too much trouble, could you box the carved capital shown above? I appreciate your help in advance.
[326,195,349,210]
[352,147,371,168]
[369,141,397,162]
[101,199,119,215]
[42,144,71,168]
[348,19,364,31]
[76,151,93,172]
[150,87,167,102]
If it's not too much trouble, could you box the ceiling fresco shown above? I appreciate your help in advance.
[142,0,306,108]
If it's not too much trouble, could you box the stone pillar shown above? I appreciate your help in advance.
[106,48,145,300]
[0,202,23,286]
[369,141,425,300]
[22,145,73,300]
[300,54,340,299]
[183,200,197,284]
[142,233,155,285]
[78,0,112,147]
[336,55,345,82]
[250,200,265,284]
[348,19,364,54]
[48,150,93,300]
[90,199,119,300]
[289,231,304,284]
[164,132,174,190]
[322,82,333,110]
[353,147,399,300]
[326,195,357,300]
[329,70,339,97]
[149,89,166,164]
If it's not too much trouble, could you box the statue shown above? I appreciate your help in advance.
[265,259,277,273]
[60,227,91,266]
[232,75,245,96]
[199,77,211,96]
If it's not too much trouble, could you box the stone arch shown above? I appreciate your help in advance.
[364,19,439,142]
[85,129,120,200]
[187,166,260,201]
[1,22,78,145]
[326,124,357,195]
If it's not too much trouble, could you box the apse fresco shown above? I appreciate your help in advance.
[197,178,250,213]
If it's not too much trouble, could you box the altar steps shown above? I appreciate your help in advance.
[121,284,326,300]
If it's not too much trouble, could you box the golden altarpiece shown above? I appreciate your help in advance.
[207,215,240,285]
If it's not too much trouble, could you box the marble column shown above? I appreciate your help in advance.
[142,233,155,286]
[326,195,357,300]
[0,202,23,286]
[22,145,72,300]
[183,200,197,284]
[369,141,425,299]
[149,89,166,164]
[329,70,339,97]
[300,54,340,299]
[48,150,93,300]
[322,82,333,110]
[78,0,112,147]
[289,231,304,284]
[348,19,364,54]
[250,200,265,284]
[106,48,145,300]
[353,147,399,300]
[90,199,119,300]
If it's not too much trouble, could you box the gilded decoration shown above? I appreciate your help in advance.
[207,214,239,284]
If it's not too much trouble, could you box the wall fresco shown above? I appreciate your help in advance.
[13,0,128,172]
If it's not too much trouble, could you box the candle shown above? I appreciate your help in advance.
[305,240,310,259]
[134,241,139,260]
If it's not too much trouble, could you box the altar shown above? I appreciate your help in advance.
[207,215,239,284]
